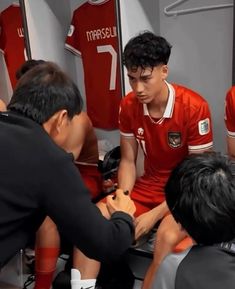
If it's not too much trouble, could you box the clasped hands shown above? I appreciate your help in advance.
[106,189,136,218]
[106,189,160,241]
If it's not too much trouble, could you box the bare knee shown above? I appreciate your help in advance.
[37,217,57,235]
[157,227,181,248]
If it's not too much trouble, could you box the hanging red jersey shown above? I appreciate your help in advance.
[0,3,26,89]
[65,0,122,130]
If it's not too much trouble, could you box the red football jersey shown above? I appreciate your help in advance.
[225,86,235,137]
[119,82,213,207]
[0,4,26,89]
[65,0,122,129]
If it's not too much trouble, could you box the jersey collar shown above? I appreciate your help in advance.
[143,81,175,119]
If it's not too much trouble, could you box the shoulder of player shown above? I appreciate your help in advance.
[173,83,209,109]
[226,86,235,103]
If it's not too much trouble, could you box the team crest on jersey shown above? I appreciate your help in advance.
[67,25,75,37]
[137,127,144,136]
[168,132,181,148]
[198,118,210,135]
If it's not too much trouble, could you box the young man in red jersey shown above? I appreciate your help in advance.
[70,31,213,289]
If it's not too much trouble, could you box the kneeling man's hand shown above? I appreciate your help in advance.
[106,189,136,218]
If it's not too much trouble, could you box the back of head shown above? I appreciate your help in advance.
[165,152,235,245]
[8,61,83,124]
[123,31,172,70]
[15,59,46,80]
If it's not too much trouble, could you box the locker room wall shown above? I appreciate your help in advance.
[0,0,18,104]
[24,0,74,75]
[159,0,233,153]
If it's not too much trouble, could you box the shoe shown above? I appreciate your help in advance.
[71,269,96,289]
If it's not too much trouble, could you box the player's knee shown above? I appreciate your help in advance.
[157,228,180,247]
[38,219,57,235]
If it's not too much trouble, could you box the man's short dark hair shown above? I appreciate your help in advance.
[123,31,172,71]
[8,61,83,124]
[165,152,235,245]
[15,59,46,80]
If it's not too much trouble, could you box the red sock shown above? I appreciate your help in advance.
[34,247,60,289]
[34,272,55,289]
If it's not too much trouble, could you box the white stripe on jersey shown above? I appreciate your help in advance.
[188,141,213,152]
[120,131,135,138]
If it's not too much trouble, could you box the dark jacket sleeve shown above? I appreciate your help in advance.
[41,154,134,263]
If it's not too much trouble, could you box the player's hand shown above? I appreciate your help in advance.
[106,189,136,218]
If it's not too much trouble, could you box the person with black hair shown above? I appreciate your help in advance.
[0,61,135,286]
[69,31,213,289]
[15,60,119,289]
[153,152,235,289]
[15,59,46,80]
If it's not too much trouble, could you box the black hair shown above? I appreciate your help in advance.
[15,59,46,80]
[123,31,172,71]
[8,61,83,124]
[165,152,235,245]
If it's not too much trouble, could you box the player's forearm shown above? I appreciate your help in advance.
[117,159,136,192]
[151,201,169,222]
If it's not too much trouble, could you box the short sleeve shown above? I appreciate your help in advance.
[188,100,213,152]
[119,96,135,137]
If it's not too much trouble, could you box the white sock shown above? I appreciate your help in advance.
[71,268,96,289]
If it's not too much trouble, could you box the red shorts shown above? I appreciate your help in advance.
[130,175,166,217]
[75,163,103,201]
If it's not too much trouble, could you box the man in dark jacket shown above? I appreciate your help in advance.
[0,62,135,282]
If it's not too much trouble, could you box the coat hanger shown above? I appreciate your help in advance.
[164,0,233,17]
